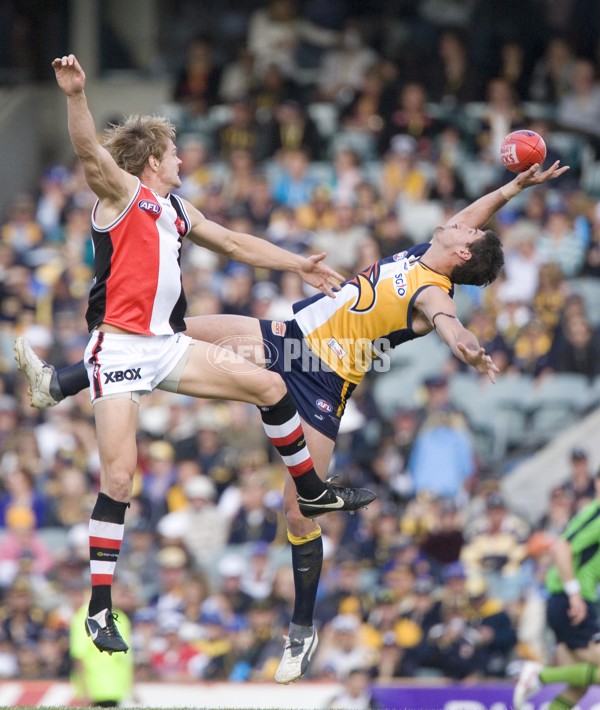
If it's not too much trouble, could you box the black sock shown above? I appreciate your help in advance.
[56,360,89,398]
[258,393,326,500]
[290,532,323,628]
[88,493,128,616]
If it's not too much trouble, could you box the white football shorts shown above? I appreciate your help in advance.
[84,330,193,402]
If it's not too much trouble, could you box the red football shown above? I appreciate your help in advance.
[500,130,547,173]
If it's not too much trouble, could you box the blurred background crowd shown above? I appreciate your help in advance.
[2,0,600,695]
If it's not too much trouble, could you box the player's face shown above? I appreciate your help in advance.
[158,140,182,189]
[433,222,484,253]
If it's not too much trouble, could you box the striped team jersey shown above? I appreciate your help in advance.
[546,499,600,602]
[292,243,453,384]
[86,180,191,335]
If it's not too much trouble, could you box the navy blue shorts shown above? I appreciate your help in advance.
[546,593,600,649]
[259,319,356,441]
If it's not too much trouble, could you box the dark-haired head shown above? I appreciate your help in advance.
[450,229,504,286]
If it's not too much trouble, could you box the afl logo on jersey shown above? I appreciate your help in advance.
[316,399,333,413]
[393,251,407,261]
[348,262,380,313]
[138,199,162,215]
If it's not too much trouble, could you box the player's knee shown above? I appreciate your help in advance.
[102,467,134,502]
[284,500,311,532]
[255,370,287,406]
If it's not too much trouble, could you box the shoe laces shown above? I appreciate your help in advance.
[282,634,305,656]
[104,611,122,636]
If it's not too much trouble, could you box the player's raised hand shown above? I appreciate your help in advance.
[299,252,344,298]
[52,54,86,96]
[515,160,570,189]
[457,342,499,383]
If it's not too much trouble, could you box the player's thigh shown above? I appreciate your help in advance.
[184,315,265,362]
[93,397,139,485]
[176,338,283,404]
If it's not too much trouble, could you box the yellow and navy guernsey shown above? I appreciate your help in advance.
[293,242,453,384]
[260,242,453,440]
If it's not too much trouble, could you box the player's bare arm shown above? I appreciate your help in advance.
[551,537,587,625]
[416,286,499,382]
[185,202,343,297]
[443,161,571,232]
[52,54,136,216]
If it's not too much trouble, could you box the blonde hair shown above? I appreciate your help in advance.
[102,115,177,177]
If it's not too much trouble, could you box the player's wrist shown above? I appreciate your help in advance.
[499,181,521,202]
[564,578,581,596]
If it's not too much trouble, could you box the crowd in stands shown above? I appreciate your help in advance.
[2,0,600,692]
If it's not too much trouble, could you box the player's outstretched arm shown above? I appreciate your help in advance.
[417,288,499,382]
[52,54,134,203]
[444,161,570,232]
[185,204,343,297]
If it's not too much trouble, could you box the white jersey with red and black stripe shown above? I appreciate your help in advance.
[86,180,191,335]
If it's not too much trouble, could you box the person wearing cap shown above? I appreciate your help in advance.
[514,471,600,709]
[461,492,530,600]
[156,474,229,569]
[408,373,476,501]
[16,143,569,679]
[563,447,595,512]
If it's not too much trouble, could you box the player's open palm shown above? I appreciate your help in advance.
[457,343,499,383]
[52,54,86,96]
[300,252,344,298]
[515,160,570,189]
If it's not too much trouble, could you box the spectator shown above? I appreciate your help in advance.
[511,318,553,376]
[537,204,586,278]
[140,440,178,529]
[379,81,442,158]
[312,613,377,679]
[408,374,476,501]
[426,592,486,680]
[157,474,229,569]
[562,447,595,511]
[312,199,370,274]
[227,471,280,545]
[151,545,191,617]
[461,492,530,601]
[465,576,517,677]
[259,100,323,161]
[149,612,203,682]
[546,312,600,381]
[426,29,484,107]
[331,147,365,206]
[476,77,526,164]
[216,554,254,616]
[420,499,466,574]
[556,58,600,144]
[1,194,43,263]
[173,35,222,114]
[379,134,429,206]
[317,20,379,103]
[528,36,576,104]
[326,666,382,709]
[336,65,387,160]
[271,147,318,209]
[0,506,54,585]
[216,98,261,161]
[246,0,338,80]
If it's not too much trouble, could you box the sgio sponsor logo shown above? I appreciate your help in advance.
[104,368,142,383]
